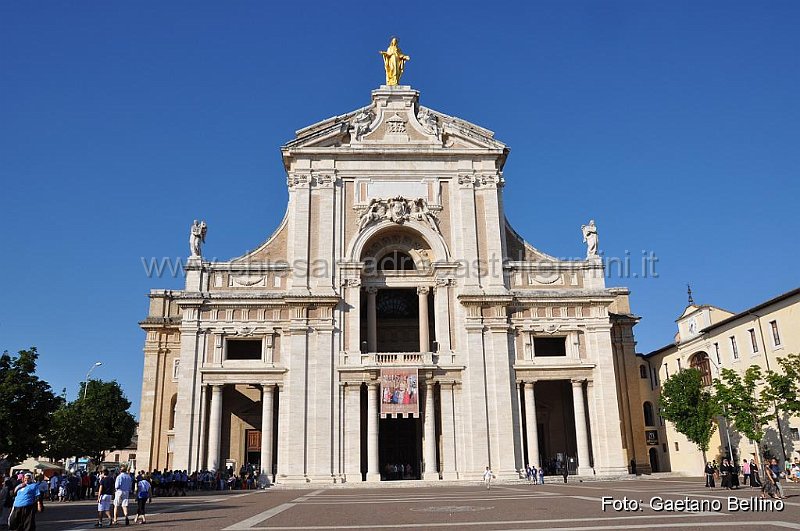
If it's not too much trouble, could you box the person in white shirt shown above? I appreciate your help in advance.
[483,466,495,490]
[113,465,133,526]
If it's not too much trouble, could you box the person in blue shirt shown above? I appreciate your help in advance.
[8,472,43,531]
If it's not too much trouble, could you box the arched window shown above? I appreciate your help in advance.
[169,394,178,430]
[639,365,648,379]
[690,352,712,386]
[377,250,415,270]
[643,401,655,427]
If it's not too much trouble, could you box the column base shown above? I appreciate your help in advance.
[365,473,381,482]
[422,471,440,481]
[576,466,595,477]
[440,471,460,480]
[343,473,363,483]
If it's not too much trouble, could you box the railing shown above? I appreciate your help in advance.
[339,351,449,367]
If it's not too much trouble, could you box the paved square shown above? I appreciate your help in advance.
[37,478,800,530]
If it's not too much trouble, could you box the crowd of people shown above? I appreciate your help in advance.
[703,456,800,500]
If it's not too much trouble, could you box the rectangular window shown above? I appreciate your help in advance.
[770,320,781,346]
[730,336,739,359]
[790,428,799,441]
[749,329,758,353]
[714,343,721,365]
[226,339,263,360]
[677,358,682,371]
[674,441,679,452]
[172,358,180,381]
[533,337,567,357]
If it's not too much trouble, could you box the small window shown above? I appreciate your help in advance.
[114,454,120,463]
[129,454,136,461]
[664,364,670,378]
[227,339,262,360]
[167,435,175,454]
[677,358,682,371]
[674,441,679,452]
[172,358,180,381]
[662,443,667,452]
[789,428,799,441]
[730,336,739,359]
[770,321,781,346]
[639,365,648,379]
[643,401,655,427]
[714,343,721,365]
[749,329,758,353]
[533,337,567,357]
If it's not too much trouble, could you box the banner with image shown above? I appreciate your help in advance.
[380,368,419,417]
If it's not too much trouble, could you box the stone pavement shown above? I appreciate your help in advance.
[35,478,800,530]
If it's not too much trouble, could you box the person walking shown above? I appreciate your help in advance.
[704,462,715,488]
[133,474,151,525]
[95,469,114,528]
[482,467,494,490]
[0,477,12,528]
[769,458,785,499]
[113,465,133,526]
[8,473,43,531]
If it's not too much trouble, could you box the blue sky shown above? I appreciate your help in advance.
[2,1,798,415]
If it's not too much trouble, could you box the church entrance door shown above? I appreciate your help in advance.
[378,417,421,480]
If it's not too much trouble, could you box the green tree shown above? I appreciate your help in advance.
[0,347,63,463]
[713,366,772,454]
[763,353,800,415]
[47,379,137,464]
[659,368,719,460]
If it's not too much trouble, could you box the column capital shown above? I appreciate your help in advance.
[417,286,430,295]
[366,286,378,295]
[585,379,594,388]
[571,379,585,388]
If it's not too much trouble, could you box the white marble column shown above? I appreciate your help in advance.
[422,381,437,480]
[417,287,430,352]
[196,385,207,471]
[440,382,458,480]
[524,381,540,468]
[206,384,223,471]
[572,379,591,475]
[344,384,361,482]
[366,287,377,352]
[366,383,380,481]
[260,384,274,479]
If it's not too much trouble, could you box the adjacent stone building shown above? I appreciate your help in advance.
[138,81,651,483]
[645,287,800,475]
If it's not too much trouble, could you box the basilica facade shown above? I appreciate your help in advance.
[138,81,651,483]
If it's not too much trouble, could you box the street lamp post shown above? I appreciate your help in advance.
[707,357,735,462]
[83,362,103,400]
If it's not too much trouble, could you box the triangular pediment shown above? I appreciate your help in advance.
[282,86,506,152]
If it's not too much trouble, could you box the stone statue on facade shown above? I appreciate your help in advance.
[190,219,207,257]
[351,109,373,140]
[581,219,598,258]
[358,199,383,231]
[411,198,441,234]
[379,37,409,86]
[418,108,439,139]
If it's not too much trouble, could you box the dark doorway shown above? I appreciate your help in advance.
[245,429,261,471]
[649,448,659,473]
[379,416,422,480]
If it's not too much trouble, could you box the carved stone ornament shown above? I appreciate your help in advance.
[417,108,440,139]
[287,173,310,188]
[341,278,362,287]
[386,113,407,134]
[350,109,374,140]
[357,196,440,234]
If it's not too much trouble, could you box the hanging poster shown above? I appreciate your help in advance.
[379,368,419,417]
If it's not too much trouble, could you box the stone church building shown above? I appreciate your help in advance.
[138,81,654,483]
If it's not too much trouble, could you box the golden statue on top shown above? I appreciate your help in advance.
[380,37,410,86]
